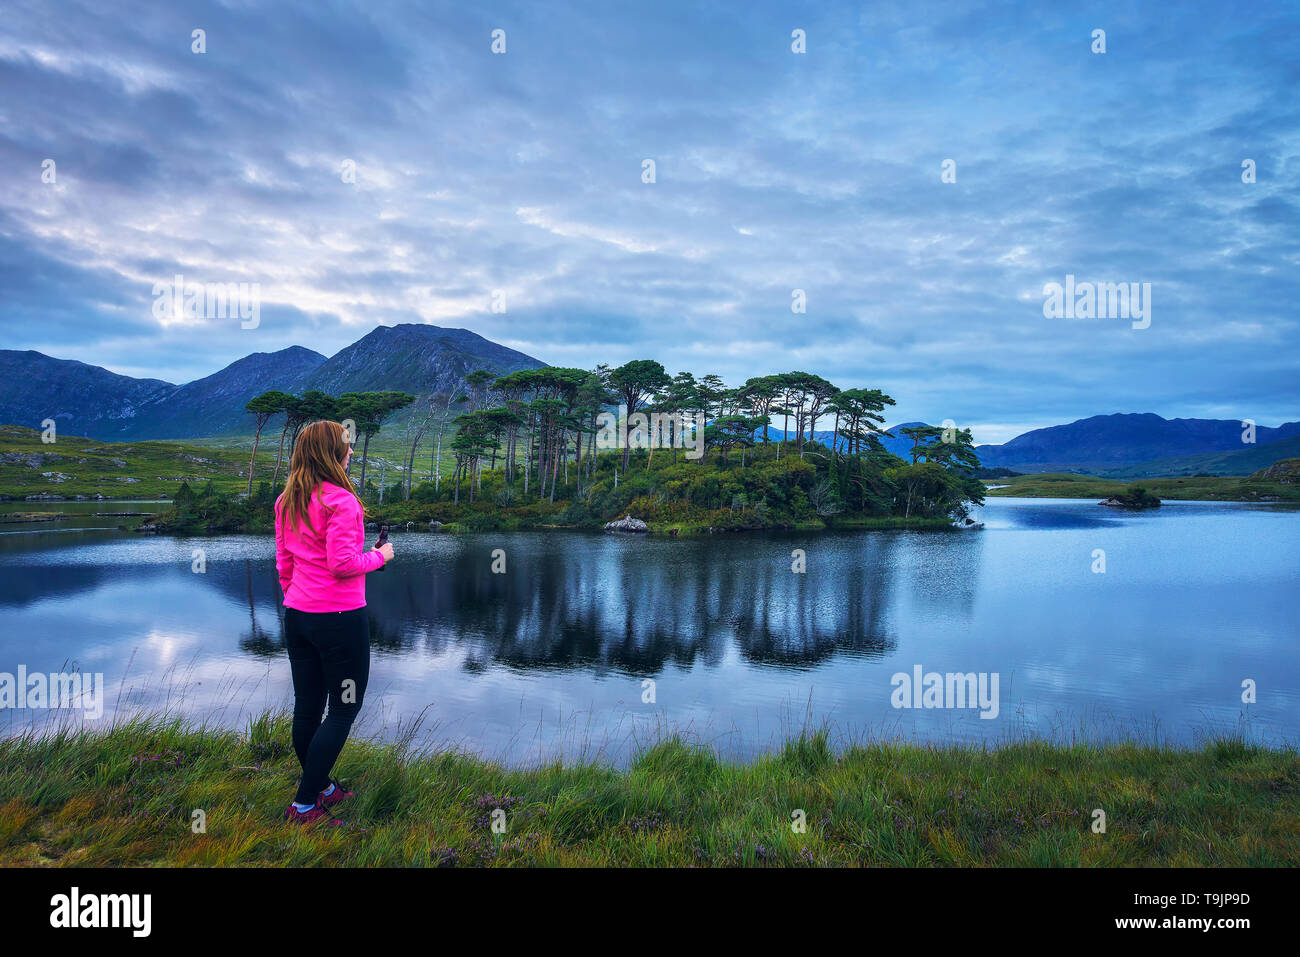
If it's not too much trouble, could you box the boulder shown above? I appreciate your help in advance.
[604,514,649,533]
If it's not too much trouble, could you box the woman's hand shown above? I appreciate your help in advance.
[378,542,395,563]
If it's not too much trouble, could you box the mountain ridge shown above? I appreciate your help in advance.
[2,324,546,440]
[974,412,1300,473]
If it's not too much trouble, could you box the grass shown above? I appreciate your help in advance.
[1,715,1296,867]
[0,425,276,500]
[986,472,1300,503]
[0,424,448,502]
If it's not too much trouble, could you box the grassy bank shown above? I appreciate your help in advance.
[1,716,1296,866]
[986,471,1300,503]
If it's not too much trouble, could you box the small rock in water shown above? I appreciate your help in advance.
[604,514,649,533]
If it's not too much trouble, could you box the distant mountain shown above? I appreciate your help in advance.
[0,346,324,441]
[0,324,546,441]
[0,351,174,438]
[752,421,928,458]
[880,422,930,459]
[975,413,1300,474]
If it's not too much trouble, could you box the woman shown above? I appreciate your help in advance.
[274,419,394,824]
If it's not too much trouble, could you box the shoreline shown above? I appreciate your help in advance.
[130,517,962,537]
[8,496,1296,539]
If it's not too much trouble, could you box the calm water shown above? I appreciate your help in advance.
[1,498,1297,763]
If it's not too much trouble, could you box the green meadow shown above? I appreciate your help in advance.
[985,469,1300,503]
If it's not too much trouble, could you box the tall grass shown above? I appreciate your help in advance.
[1,714,1296,867]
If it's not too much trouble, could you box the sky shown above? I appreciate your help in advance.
[0,0,1297,444]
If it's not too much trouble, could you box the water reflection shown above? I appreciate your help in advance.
[360,533,921,672]
[238,559,281,658]
[1,499,1297,761]
[81,530,930,675]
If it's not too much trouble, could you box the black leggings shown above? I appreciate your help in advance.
[285,606,370,804]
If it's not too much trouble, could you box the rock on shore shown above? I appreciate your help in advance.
[604,514,649,533]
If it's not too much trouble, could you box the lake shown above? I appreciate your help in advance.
[1,497,1297,764]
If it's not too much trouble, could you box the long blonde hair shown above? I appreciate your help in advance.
[278,420,365,532]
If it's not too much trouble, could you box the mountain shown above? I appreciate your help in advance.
[0,351,174,438]
[975,413,1300,473]
[300,324,544,397]
[0,346,325,441]
[752,421,928,457]
[759,413,1300,475]
[134,346,326,439]
[0,324,546,441]
[880,422,930,459]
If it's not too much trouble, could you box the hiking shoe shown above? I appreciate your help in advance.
[283,801,343,826]
[319,779,354,808]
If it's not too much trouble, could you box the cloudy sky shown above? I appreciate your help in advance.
[1,0,1296,442]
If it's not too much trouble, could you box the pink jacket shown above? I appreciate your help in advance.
[275,481,385,612]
